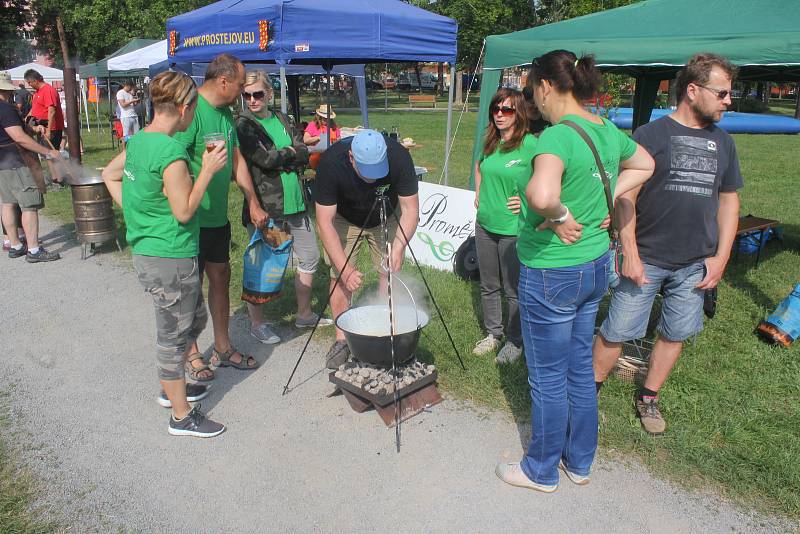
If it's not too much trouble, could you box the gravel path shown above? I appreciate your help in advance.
[0,216,790,533]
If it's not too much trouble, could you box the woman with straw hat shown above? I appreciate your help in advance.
[304,104,341,169]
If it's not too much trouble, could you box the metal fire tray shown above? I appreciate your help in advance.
[328,370,438,408]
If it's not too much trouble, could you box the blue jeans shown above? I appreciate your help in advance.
[518,253,609,485]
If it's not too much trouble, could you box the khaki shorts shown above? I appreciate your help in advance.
[0,167,44,211]
[323,214,398,278]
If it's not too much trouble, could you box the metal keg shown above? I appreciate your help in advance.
[67,173,119,258]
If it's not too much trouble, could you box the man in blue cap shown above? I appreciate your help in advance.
[315,129,420,369]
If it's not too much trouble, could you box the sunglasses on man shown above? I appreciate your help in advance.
[491,105,516,117]
[242,90,266,100]
[695,84,730,100]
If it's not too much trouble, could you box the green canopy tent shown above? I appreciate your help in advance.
[79,38,160,79]
[79,38,160,146]
[471,0,800,187]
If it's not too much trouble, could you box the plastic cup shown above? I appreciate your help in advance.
[204,132,225,152]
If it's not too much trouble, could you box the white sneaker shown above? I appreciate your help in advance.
[495,462,557,493]
[473,335,501,356]
[250,323,281,344]
[559,460,590,485]
[495,342,523,364]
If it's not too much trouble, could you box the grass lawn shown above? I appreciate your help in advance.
[41,111,800,521]
[0,392,55,533]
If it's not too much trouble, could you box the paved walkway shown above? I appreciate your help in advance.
[0,216,787,533]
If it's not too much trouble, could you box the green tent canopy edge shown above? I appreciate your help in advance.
[470,0,800,188]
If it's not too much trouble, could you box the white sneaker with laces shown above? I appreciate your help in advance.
[250,323,281,344]
[473,335,501,356]
[495,342,523,364]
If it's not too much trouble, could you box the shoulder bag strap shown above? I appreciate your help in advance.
[561,119,615,236]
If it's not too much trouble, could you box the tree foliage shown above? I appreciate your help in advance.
[533,0,639,23]
[0,0,34,69]
[29,0,213,64]
[416,0,536,71]
[408,0,640,71]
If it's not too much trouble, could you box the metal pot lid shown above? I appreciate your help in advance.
[65,173,105,186]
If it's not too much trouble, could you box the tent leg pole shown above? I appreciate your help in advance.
[325,65,332,148]
[280,66,288,115]
[108,77,113,149]
[443,64,456,186]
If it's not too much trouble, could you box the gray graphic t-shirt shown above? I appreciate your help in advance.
[633,116,743,269]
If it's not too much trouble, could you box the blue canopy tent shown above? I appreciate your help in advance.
[166,0,459,183]
[149,60,370,127]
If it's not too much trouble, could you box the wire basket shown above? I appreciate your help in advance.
[613,338,654,383]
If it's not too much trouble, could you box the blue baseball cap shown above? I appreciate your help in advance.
[350,129,389,180]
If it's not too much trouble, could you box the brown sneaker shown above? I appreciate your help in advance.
[635,396,666,435]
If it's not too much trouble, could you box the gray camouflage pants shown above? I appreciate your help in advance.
[133,255,208,380]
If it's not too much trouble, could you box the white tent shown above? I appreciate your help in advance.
[107,40,166,72]
[6,62,64,82]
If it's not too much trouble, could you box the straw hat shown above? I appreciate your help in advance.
[315,104,336,119]
[0,72,15,91]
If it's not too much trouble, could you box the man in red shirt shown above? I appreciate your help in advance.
[24,69,64,184]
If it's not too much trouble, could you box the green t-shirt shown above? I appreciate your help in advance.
[477,133,538,236]
[122,131,196,258]
[173,94,238,228]
[255,114,305,215]
[517,115,637,269]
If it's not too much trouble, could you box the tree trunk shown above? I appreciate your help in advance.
[437,62,444,96]
[455,71,463,109]
[795,84,800,119]
[668,79,678,107]
[56,15,81,164]
[413,63,422,94]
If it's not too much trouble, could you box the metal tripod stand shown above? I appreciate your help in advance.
[282,188,466,398]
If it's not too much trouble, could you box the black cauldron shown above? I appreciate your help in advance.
[336,305,429,367]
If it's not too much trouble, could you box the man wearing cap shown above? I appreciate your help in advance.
[0,71,62,262]
[315,129,420,368]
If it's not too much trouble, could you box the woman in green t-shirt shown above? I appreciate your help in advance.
[496,50,654,491]
[472,88,536,364]
[235,69,334,343]
[102,71,229,438]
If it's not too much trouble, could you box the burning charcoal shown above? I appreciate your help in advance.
[345,368,354,376]
[368,379,379,388]
[426,365,435,372]
[381,375,392,384]
[359,368,371,378]
[335,371,344,379]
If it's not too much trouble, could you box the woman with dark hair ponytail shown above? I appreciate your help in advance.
[472,88,535,363]
[496,50,654,491]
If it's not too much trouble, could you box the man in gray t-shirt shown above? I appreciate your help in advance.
[593,53,743,435]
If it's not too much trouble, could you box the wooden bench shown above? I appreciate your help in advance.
[734,215,780,266]
[408,94,437,108]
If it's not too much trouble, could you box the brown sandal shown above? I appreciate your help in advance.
[184,353,215,382]
[211,347,260,370]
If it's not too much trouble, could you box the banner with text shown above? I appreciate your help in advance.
[407,182,476,272]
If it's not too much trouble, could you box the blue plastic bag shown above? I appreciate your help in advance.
[757,283,800,347]
[241,222,293,304]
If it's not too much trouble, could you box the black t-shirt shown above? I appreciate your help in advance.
[315,136,418,228]
[0,100,25,170]
[633,116,744,269]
